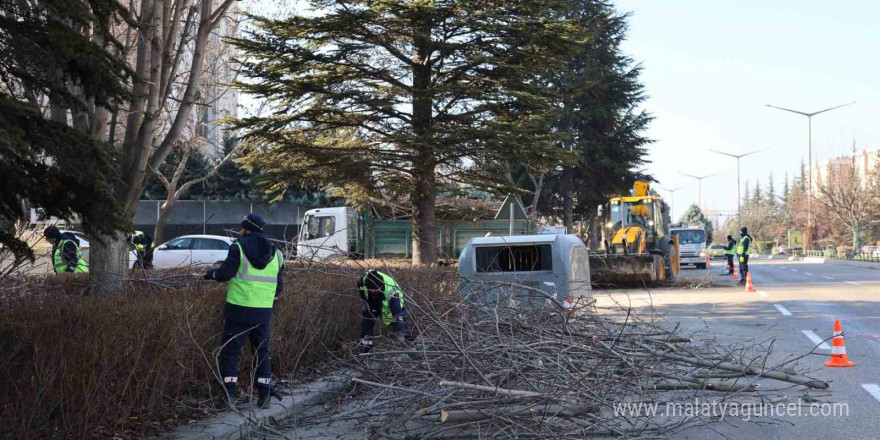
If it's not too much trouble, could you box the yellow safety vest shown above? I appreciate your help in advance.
[53,239,89,274]
[226,244,282,309]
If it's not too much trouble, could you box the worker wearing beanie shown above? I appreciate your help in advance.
[205,213,284,409]
[44,226,88,274]
[356,269,414,353]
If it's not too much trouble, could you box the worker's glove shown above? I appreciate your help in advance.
[204,270,214,280]
[357,337,373,354]
[739,257,744,263]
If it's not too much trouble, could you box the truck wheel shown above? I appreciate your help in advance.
[697,263,707,269]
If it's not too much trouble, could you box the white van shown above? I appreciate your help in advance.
[669,224,707,269]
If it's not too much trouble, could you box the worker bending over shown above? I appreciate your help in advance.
[357,269,414,353]
[44,226,88,274]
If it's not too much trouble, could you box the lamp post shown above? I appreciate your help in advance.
[765,102,855,249]
[678,172,720,214]
[658,187,682,219]
[708,149,765,222]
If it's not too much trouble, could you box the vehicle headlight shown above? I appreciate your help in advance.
[699,251,706,257]
[606,222,614,228]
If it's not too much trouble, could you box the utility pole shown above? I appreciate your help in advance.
[678,172,719,214]
[658,187,683,220]
[765,101,855,249]
[708,149,765,222]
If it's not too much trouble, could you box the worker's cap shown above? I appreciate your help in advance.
[241,213,265,232]
[44,226,60,239]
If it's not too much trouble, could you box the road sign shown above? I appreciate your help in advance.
[494,195,528,235]
[788,229,803,248]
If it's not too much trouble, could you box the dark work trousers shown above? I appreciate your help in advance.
[739,255,750,280]
[726,255,735,273]
[360,296,410,340]
[134,249,154,269]
[219,319,272,391]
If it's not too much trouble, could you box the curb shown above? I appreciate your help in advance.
[166,373,357,440]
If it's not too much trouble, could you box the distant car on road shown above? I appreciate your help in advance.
[707,244,726,259]
[129,234,235,269]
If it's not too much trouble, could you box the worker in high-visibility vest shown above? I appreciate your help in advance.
[204,214,283,409]
[736,227,753,285]
[44,226,88,274]
[357,269,414,353]
[720,234,736,276]
[126,230,154,269]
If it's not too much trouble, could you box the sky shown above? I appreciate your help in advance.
[613,0,880,222]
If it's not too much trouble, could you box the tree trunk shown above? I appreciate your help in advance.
[155,198,176,245]
[409,14,436,265]
[88,233,128,296]
[562,168,574,230]
[588,215,599,250]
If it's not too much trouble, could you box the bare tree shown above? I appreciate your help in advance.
[816,150,880,251]
[151,138,240,244]
[87,0,239,296]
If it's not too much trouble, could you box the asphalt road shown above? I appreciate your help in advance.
[596,259,880,440]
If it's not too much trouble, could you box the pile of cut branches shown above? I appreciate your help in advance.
[297,285,829,439]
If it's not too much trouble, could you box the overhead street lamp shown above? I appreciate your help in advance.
[708,149,765,222]
[765,101,855,249]
[678,172,720,214]
[658,187,683,219]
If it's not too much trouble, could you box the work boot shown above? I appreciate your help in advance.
[218,383,237,410]
[257,387,282,409]
[737,278,746,286]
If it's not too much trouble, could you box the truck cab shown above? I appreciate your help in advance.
[669,224,707,269]
[296,207,363,260]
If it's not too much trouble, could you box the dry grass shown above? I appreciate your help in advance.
[0,263,458,440]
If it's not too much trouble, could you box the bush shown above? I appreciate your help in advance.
[0,263,457,439]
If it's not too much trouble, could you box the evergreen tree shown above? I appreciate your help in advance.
[782,172,790,201]
[799,160,807,191]
[0,0,131,260]
[232,0,590,264]
[752,178,763,206]
[743,181,751,205]
[679,203,714,243]
[766,172,776,210]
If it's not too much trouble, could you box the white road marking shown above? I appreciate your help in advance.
[845,281,861,286]
[757,290,768,297]
[803,272,814,276]
[802,330,831,350]
[774,304,792,316]
[862,384,880,402]
[779,266,786,269]
[822,276,834,280]
[790,269,799,273]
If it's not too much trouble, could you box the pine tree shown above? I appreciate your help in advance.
[0,0,131,261]
[782,172,790,201]
[766,172,776,210]
[232,0,590,264]
[205,137,255,200]
[752,178,763,205]
[679,204,714,243]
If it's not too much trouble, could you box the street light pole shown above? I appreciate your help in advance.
[765,102,855,249]
[708,149,765,222]
[658,187,682,219]
[678,172,720,214]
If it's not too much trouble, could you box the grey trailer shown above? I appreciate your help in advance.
[458,234,591,307]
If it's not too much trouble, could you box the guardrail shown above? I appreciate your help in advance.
[801,250,880,263]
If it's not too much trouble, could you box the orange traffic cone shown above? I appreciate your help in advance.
[744,272,755,292]
[732,263,739,280]
[824,319,856,367]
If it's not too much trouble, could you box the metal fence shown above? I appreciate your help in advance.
[134,200,305,243]
[801,249,880,262]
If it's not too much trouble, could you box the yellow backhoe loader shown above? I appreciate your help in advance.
[589,181,680,284]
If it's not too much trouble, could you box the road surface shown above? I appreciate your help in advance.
[597,259,880,439]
